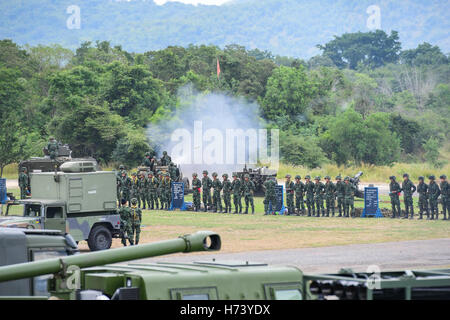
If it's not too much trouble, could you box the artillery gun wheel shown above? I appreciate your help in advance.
[182,177,190,194]
[88,225,112,251]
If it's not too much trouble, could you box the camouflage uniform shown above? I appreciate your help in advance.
[389,177,402,218]
[343,177,356,218]
[428,176,440,220]
[119,172,132,206]
[222,174,232,213]
[294,176,305,215]
[417,177,429,220]
[160,151,172,166]
[130,173,139,207]
[169,162,178,181]
[211,172,223,213]
[231,174,243,214]
[313,177,325,217]
[202,171,213,212]
[241,175,255,214]
[304,176,315,217]
[157,173,164,210]
[162,174,172,210]
[18,167,29,199]
[129,199,142,245]
[118,204,132,246]
[191,173,202,211]
[138,174,147,209]
[324,176,336,217]
[146,173,159,210]
[335,176,345,217]
[116,165,125,206]
[263,177,276,215]
[439,175,449,220]
[143,153,152,167]
[47,137,59,160]
[402,174,416,219]
[285,175,295,215]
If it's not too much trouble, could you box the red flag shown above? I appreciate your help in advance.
[217,58,221,79]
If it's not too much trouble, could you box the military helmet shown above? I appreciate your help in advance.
[403,173,409,178]
[389,176,396,180]
[429,175,435,180]
[344,176,350,181]
[131,198,138,205]
[324,175,330,180]
[418,176,424,181]
[440,175,447,179]
[212,172,218,177]
[222,173,228,178]
[203,170,208,175]
[163,151,167,155]
[21,167,27,172]
[314,176,320,181]
[122,171,127,175]
[232,173,237,177]
[131,172,136,176]
[145,152,150,156]
[192,172,198,177]
[285,174,291,179]
[336,175,342,180]
[49,136,55,140]
[119,165,125,170]
[244,174,250,179]
[305,175,311,179]
[295,175,301,180]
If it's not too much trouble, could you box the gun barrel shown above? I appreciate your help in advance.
[0,231,220,283]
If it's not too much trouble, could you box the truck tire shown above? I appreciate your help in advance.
[88,225,112,251]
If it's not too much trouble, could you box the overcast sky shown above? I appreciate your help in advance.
[153,0,232,6]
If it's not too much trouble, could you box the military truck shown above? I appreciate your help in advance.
[0,230,449,300]
[0,161,120,251]
[0,228,78,298]
[234,165,277,196]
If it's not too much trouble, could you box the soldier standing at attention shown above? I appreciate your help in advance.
[119,171,132,207]
[324,176,336,217]
[146,172,158,210]
[439,175,449,220]
[402,173,416,219]
[118,199,131,246]
[129,198,142,245]
[47,137,59,160]
[211,172,223,213]
[18,167,29,199]
[157,171,164,210]
[169,162,178,181]
[343,176,356,218]
[241,174,255,214]
[231,173,242,214]
[428,176,440,220]
[285,175,295,215]
[294,175,305,215]
[202,170,213,212]
[335,176,345,217]
[417,176,429,220]
[163,173,172,210]
[116,165,125,207]
[191,173,202,212]
[130,173,139,208]
[304,176,315,217]
[313,177,325,217]
[138,173,147,210]
[263,176,277,215]
[222,174,232,214]
[160,151,172,166]
[389,176,402,219]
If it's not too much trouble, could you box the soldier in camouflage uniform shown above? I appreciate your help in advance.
[129,198,142,245]
[389,176,402,219]
[160,151,172,166]
[313,177,325,217]
[335,175,345,217]
[304,176,315,217]
[118,199,131,246]
[119,171,132,207]
[402,173,416,219]
[18,167,29,199]
[202,170,213,212]
[142,152,152,167]
[231,173,243,214]
[116,165,125,207]
[439,175,449,220]
[428,176,440,220]
[47,137,59,160]
[241,174,255,214]
[138,173,147,209]
[169,162,178,181]
[146,172,158,210]
[285,175,295,215]
[162,173,172,210]
[343,176,356,218]
[294,175,305,215]
[324,176,336,217]
[263,176,277,215]
[157,171,164,210]
[191,173,202,212]
[417,176,429,220]
[222,174,232,213]
[211,172,223,213]
[130,173,139,207]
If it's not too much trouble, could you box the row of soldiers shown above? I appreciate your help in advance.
[282,175,357,217]
[389,174,449,220]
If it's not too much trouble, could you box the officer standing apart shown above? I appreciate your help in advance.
[211,172,223,213]
[202,170,213,212]
[241,174,255,214]
[294,175,305,215]
[428,176,440,220]
[118,199,131,246]
[335,175,345,217]
[263,176,277,215]
[389,176,402,219]
[439,175,449,220]
[304,176,315,217]
[18,167,29,199]
[191,173,202,212]
[324,176,336,217]
[417,176,429,220]
[402,173,416,219]
[129,198,142,245]
[285,175,295,215]
[222,174,232,214]
[231,173,242,214]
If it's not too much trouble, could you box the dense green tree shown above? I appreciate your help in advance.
[111,128,151,168]
[400,43,448,66]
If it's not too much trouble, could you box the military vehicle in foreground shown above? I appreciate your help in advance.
[0,229,449,300]
[1,160,120,251]
[234,165,277,196]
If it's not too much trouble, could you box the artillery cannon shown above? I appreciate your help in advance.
[234,165,277,196]
[351,171,364,198]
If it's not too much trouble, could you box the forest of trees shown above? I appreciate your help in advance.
[0,30,449,176]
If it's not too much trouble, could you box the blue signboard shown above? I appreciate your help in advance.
[0,179,7,204]
[273,185,286,215]
[362,187,383,218]
[170,182,186,211]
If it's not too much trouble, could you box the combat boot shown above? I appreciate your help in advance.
[244,207,248,214]
[419,213,423,220]
[251,206,255,214]
[234,208,238,214]
[239,207,242,214]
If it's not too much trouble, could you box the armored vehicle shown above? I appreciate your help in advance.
[234,165,277,196]
[0,230,449,300]
[1,161,120,251]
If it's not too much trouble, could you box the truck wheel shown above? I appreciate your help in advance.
[88,225,112,251]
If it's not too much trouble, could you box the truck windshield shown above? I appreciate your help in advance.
[24,204,42,217]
